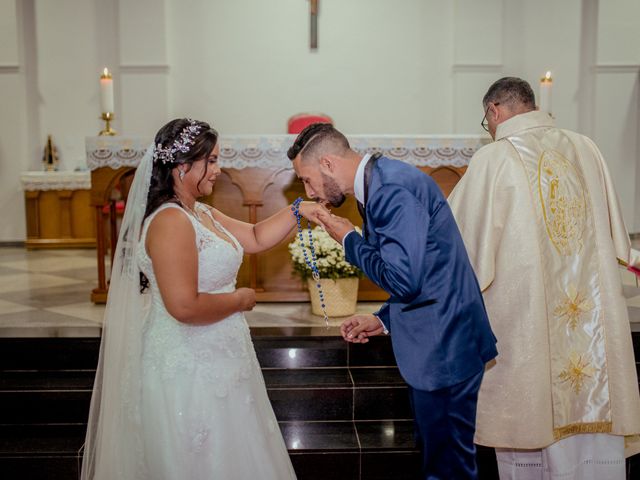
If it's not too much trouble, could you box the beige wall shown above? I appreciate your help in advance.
[1,0,639,240]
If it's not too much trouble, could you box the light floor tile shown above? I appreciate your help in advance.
[626,295,640,309]
[0,299,36,315]
[246,302,384,328]
[0,273,84,294]
[44,302,105,324]
[0,256,97,273]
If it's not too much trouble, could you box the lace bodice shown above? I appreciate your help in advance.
[136,201,255,395]
[137,202,243,296]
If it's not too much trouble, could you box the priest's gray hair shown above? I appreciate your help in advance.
[483,77,536,111]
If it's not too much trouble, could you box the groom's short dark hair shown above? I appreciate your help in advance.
[287,123,350,162]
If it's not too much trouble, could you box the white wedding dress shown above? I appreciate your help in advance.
[136,202,296,479]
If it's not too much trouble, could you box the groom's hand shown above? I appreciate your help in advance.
[297,201,331,225]
[340,314,384,344]
[316,211,355,243]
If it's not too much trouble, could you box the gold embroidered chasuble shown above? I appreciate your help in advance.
[448,111,640,453]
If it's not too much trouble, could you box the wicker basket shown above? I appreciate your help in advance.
[307,277,359,317]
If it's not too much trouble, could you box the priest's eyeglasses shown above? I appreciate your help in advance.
[481,102,500,132]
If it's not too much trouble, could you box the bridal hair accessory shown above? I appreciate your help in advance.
[153,119,202,164]
[291,197,329,327]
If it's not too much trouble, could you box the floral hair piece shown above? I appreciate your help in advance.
[153,119,203,164]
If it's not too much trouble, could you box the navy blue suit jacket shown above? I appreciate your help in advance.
[344,157,497,391]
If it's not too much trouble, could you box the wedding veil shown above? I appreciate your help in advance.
[81,145,154,479]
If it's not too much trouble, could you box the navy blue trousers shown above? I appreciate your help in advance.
[409,369,484,480]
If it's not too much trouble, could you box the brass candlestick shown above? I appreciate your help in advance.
[99,112,117,136]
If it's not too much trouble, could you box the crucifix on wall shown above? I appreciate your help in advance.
[309,0,318,49]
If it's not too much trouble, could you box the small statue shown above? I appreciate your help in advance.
[42,135,59,171]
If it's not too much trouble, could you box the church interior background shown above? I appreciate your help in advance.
[0,0,639,478]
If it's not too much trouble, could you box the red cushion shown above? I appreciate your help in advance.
[102,201,125,214]
[287,113,333,134]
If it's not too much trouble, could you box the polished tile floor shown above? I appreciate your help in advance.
[0,247,382,337]
[0,246,638,337]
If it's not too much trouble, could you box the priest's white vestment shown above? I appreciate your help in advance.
[448,111,640,456]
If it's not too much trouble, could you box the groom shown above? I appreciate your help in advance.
[287,123,498,479]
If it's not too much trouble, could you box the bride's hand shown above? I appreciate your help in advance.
[297,201,331,226]
[234,287,256,312]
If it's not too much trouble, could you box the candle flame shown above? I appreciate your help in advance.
[545,71,552,80]
[101,67,112,79]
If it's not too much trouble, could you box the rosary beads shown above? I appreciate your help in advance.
[291,197,329,327]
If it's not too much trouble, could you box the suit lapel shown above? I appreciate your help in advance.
[361,153,381,239]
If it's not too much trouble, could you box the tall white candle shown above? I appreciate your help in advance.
[539,71,552,116]
[100,68,114,114]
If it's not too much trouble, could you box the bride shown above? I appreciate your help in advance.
[81,118,325,479]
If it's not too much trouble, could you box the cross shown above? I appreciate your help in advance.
[309,0,318,49]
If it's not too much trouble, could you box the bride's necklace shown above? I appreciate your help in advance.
[174,196,201,221]
[291,197,329,328]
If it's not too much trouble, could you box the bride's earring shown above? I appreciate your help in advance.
[179,170,185,181]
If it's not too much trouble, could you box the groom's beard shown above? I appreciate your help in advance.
[321,172,346,207]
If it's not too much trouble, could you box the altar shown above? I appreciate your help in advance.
[86,134,488,303]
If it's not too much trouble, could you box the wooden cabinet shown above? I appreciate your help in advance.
[21,172,96,249]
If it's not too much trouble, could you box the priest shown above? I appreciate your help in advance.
[448,76,640,479]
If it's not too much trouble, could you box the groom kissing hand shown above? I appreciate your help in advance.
[287,123,497,480]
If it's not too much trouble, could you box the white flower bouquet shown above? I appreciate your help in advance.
[288,226,362,280]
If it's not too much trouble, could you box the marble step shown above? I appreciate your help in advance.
[0,420,424,480]
[0,367,412,424]
[0,333,399,371]
[0,338,100,371]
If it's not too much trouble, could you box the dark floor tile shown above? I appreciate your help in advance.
[360,451,421,480]
[348,336,396,367]
[477,445,499,480]
[356,420,417,451]
[280,421,359,452]
[263,368,352,388]
[47,266,99,282]
[0,456,80,480]
[289,452,359,480]
[0,424,86,455]
[0,249,29,260]
[0,266,26,275]
[350,367,405,387]
[633,332,640,360]
[0,391,91,424]
[0,338,100,370]
[254,337,348,368]
[628,453,640,480]
[354,386,412,421]
[269,387,352,421]
[0,370,95,391]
